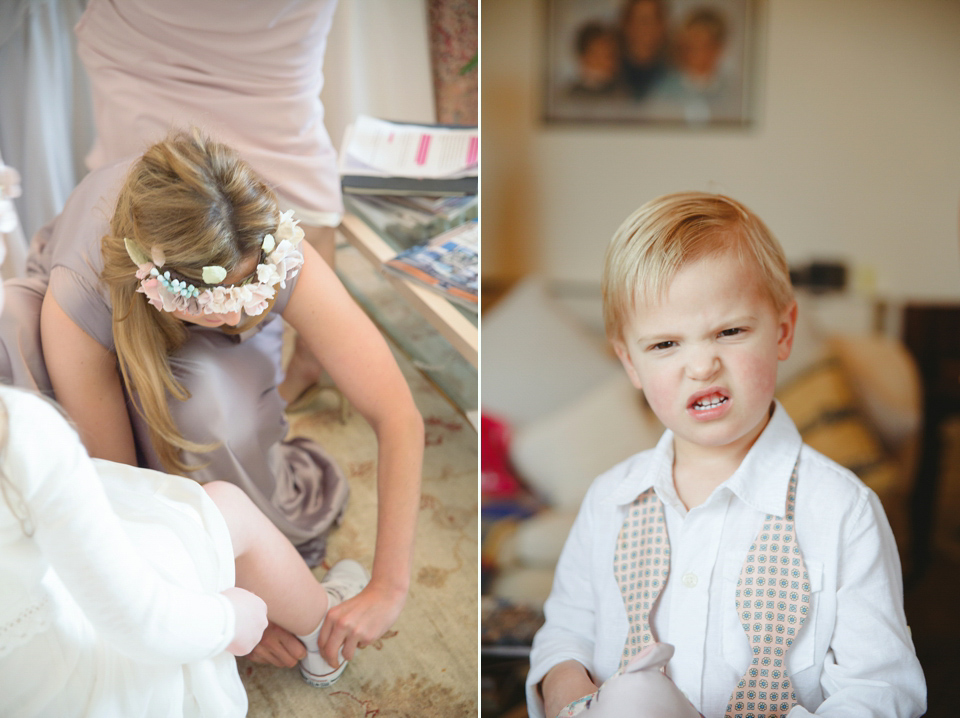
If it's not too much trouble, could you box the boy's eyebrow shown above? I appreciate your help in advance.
[716,314,759,328]
[634,314,760,345]
[634,331,679,346]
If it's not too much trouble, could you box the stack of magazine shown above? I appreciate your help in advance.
[338,115,478,196]
[339,116,479,312]
[345,193,478,250]
[382,221,478,312]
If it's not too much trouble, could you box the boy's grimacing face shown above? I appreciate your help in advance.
[613,251,797,462]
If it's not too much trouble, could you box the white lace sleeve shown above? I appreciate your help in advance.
[0,591,52,659]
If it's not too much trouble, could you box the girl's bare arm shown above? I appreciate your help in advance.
[40,291,138,465]
[282,242,424,666]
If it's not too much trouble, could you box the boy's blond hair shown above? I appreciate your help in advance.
[602,192,793,344]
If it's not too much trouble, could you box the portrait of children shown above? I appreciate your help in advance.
[544,0,756,124]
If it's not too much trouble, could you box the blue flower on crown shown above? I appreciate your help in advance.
[150,268,201,298]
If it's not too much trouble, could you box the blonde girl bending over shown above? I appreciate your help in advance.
[0,129,423,671]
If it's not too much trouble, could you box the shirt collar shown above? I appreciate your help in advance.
[613,400,803,518]
[722,401,803,517]
[613,429,677,507]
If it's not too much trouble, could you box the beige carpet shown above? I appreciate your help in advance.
[238,246,479,717]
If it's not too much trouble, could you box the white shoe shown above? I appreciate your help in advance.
[299,559,370,688]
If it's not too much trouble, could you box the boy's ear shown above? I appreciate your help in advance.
[777,300,799,361]
[613,341,643,390]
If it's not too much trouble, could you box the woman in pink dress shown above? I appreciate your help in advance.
[76,0,347,404]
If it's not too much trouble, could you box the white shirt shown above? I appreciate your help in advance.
[527,402,926,718]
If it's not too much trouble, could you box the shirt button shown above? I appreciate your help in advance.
[682,572,698,588]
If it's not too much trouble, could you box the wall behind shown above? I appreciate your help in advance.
[482,0,960,300]
[322,0,435,149]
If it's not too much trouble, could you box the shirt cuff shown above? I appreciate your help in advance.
[525,649,595,718]
[210,592,236,656]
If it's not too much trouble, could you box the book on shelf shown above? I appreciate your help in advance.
[339,116,478,196]
[344,193,478,250]
[382,221,478,311]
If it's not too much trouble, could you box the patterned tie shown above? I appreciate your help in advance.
[612,486,670,667]
[725,465,809,718]
[557,487,669,717]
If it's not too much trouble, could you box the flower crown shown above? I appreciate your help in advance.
[124,209,305,317]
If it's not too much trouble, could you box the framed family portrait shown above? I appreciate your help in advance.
[544,0,760,125]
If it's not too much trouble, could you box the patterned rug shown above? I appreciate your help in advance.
[238,246,479,716]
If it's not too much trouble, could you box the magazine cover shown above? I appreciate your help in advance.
[383,221,478,310]
[339,116,478,195]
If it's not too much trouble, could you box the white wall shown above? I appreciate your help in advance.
[482,0,960,301]
[322,0,436,150]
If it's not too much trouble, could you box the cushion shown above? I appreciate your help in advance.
[490,566,556,610]
[828,335,921,451]
[480,276,619,427]
[776,358,900,497]
[511,372,664,509]
[482,510,577,572]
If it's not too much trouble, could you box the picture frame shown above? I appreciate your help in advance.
[544,0,759,126]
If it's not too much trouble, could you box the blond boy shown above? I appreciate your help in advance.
[527,193,925,717]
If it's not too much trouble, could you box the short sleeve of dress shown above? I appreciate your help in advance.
[271,268,301,316]
[48,265,116,352]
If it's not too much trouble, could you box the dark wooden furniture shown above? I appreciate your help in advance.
[902,304,960,584]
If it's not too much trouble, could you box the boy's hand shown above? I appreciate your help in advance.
[586,643,701,718]
[222,586,268,657]
[541,660,598,718]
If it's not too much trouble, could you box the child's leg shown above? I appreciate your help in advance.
[204,481,327,636]
[278,330,325,404]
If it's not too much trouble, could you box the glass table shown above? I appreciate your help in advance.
[335,195,478,423]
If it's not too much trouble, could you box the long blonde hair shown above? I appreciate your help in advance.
[100,130,280,475]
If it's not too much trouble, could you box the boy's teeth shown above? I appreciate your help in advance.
[694,395,727,410]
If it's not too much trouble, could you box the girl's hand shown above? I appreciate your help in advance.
[317,581,406,666]
[222,586,268,656]
[247,622,307,667]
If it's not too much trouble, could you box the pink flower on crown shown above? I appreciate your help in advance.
[137,277,165,311]
[160,284,183,313]
[256,261,282,287]
[274,209,304,245]
[231,284,254,314]
[270,240,305,289]
[135,263,154,281]
[245,284,275,316]
[197,286,229,314]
